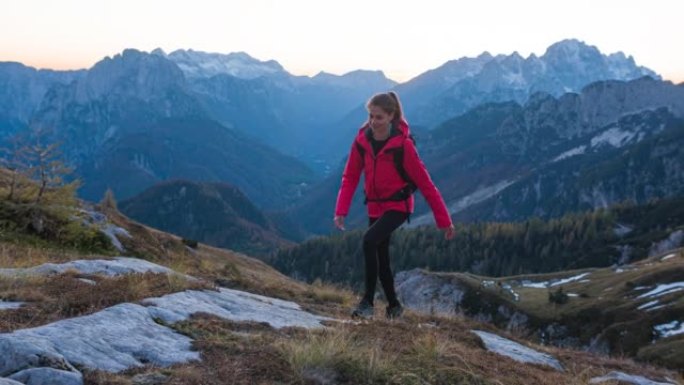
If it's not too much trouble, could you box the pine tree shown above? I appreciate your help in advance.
[21,128,77,205]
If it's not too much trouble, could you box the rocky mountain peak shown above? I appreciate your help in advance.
[507,51,525,61]
[76,49,186,103]
[401,39,663,128]
[166,49,286,79]
[543,38,600,58]
[0,63,85,125]
[150,47,167,56]
[311,69,396,89]
[542,39,659,85]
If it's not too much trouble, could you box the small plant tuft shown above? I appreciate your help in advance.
[100,188,118,212]
[548,286,569,305]
[182,238,199,249]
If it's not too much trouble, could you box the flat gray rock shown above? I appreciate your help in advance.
[144,287,332,329]
[589,371,676,385]
[0,378,24,385]
[0,257,188,279]
[395,268,466,315]
[0,303,198,375]
[9,368,82,385]
[472,330,564,371]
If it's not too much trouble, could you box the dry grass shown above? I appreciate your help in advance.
[0,271,211,331]
[0,239,85,268]
[308,278,353,305]
[277,327,361,381]
[81,371,132,385]
[103,207,315,300]
[165,315,296,385]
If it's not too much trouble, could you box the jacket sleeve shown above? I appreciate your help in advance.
[334,141,364,217]
[402,139,452,228]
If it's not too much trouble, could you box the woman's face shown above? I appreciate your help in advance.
[368,105,394,131]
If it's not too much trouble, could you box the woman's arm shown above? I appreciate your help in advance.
[402,139,453,230]
[334,140,364,221]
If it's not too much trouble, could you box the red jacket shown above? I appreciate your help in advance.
[335,119,452,228]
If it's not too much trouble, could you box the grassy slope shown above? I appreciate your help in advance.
[430,250,684,371]
[1,203,681,384]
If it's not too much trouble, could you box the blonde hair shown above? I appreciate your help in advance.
[366,91,403,122]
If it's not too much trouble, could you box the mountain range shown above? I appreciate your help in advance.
[0,38,681,239]
[19,49,318,207]
[407,39,659,128]
[156,48,396,171]
[320,39,660,164]
[411,76,684,225]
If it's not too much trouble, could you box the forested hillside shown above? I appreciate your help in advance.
[274,198,684,288]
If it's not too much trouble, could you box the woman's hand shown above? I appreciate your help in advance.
[442,224,456,240]
[334,215,346,231]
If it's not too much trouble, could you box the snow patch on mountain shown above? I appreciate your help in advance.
[654,320,684,338]
[407,179,516,227]
[591,127,639,148]
[521,273,591,289]
[636,282,684,299]
[553,145,587,162]
[164,49,286,79]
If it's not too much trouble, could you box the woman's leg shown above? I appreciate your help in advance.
[362,210,408,305]
[377,236,400,307]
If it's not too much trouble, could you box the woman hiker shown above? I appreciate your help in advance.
[334,91,455,319]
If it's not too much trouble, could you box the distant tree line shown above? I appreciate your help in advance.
[273,198,684,289]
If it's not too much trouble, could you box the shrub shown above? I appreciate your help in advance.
[548,287,569,305]
[0,200,114,254]
[182,238,199,249]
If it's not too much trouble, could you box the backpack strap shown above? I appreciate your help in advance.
[354,140,365,166]
[392,137,417,223]
[391,136,417,194]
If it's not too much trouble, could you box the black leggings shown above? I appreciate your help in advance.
[362,210,408,307]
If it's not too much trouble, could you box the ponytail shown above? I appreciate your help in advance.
[387,91,403,122]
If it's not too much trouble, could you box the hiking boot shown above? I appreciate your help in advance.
[351,299,374,319]
[386,303,404,319]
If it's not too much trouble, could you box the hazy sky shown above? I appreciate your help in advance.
[2,0,683,83]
